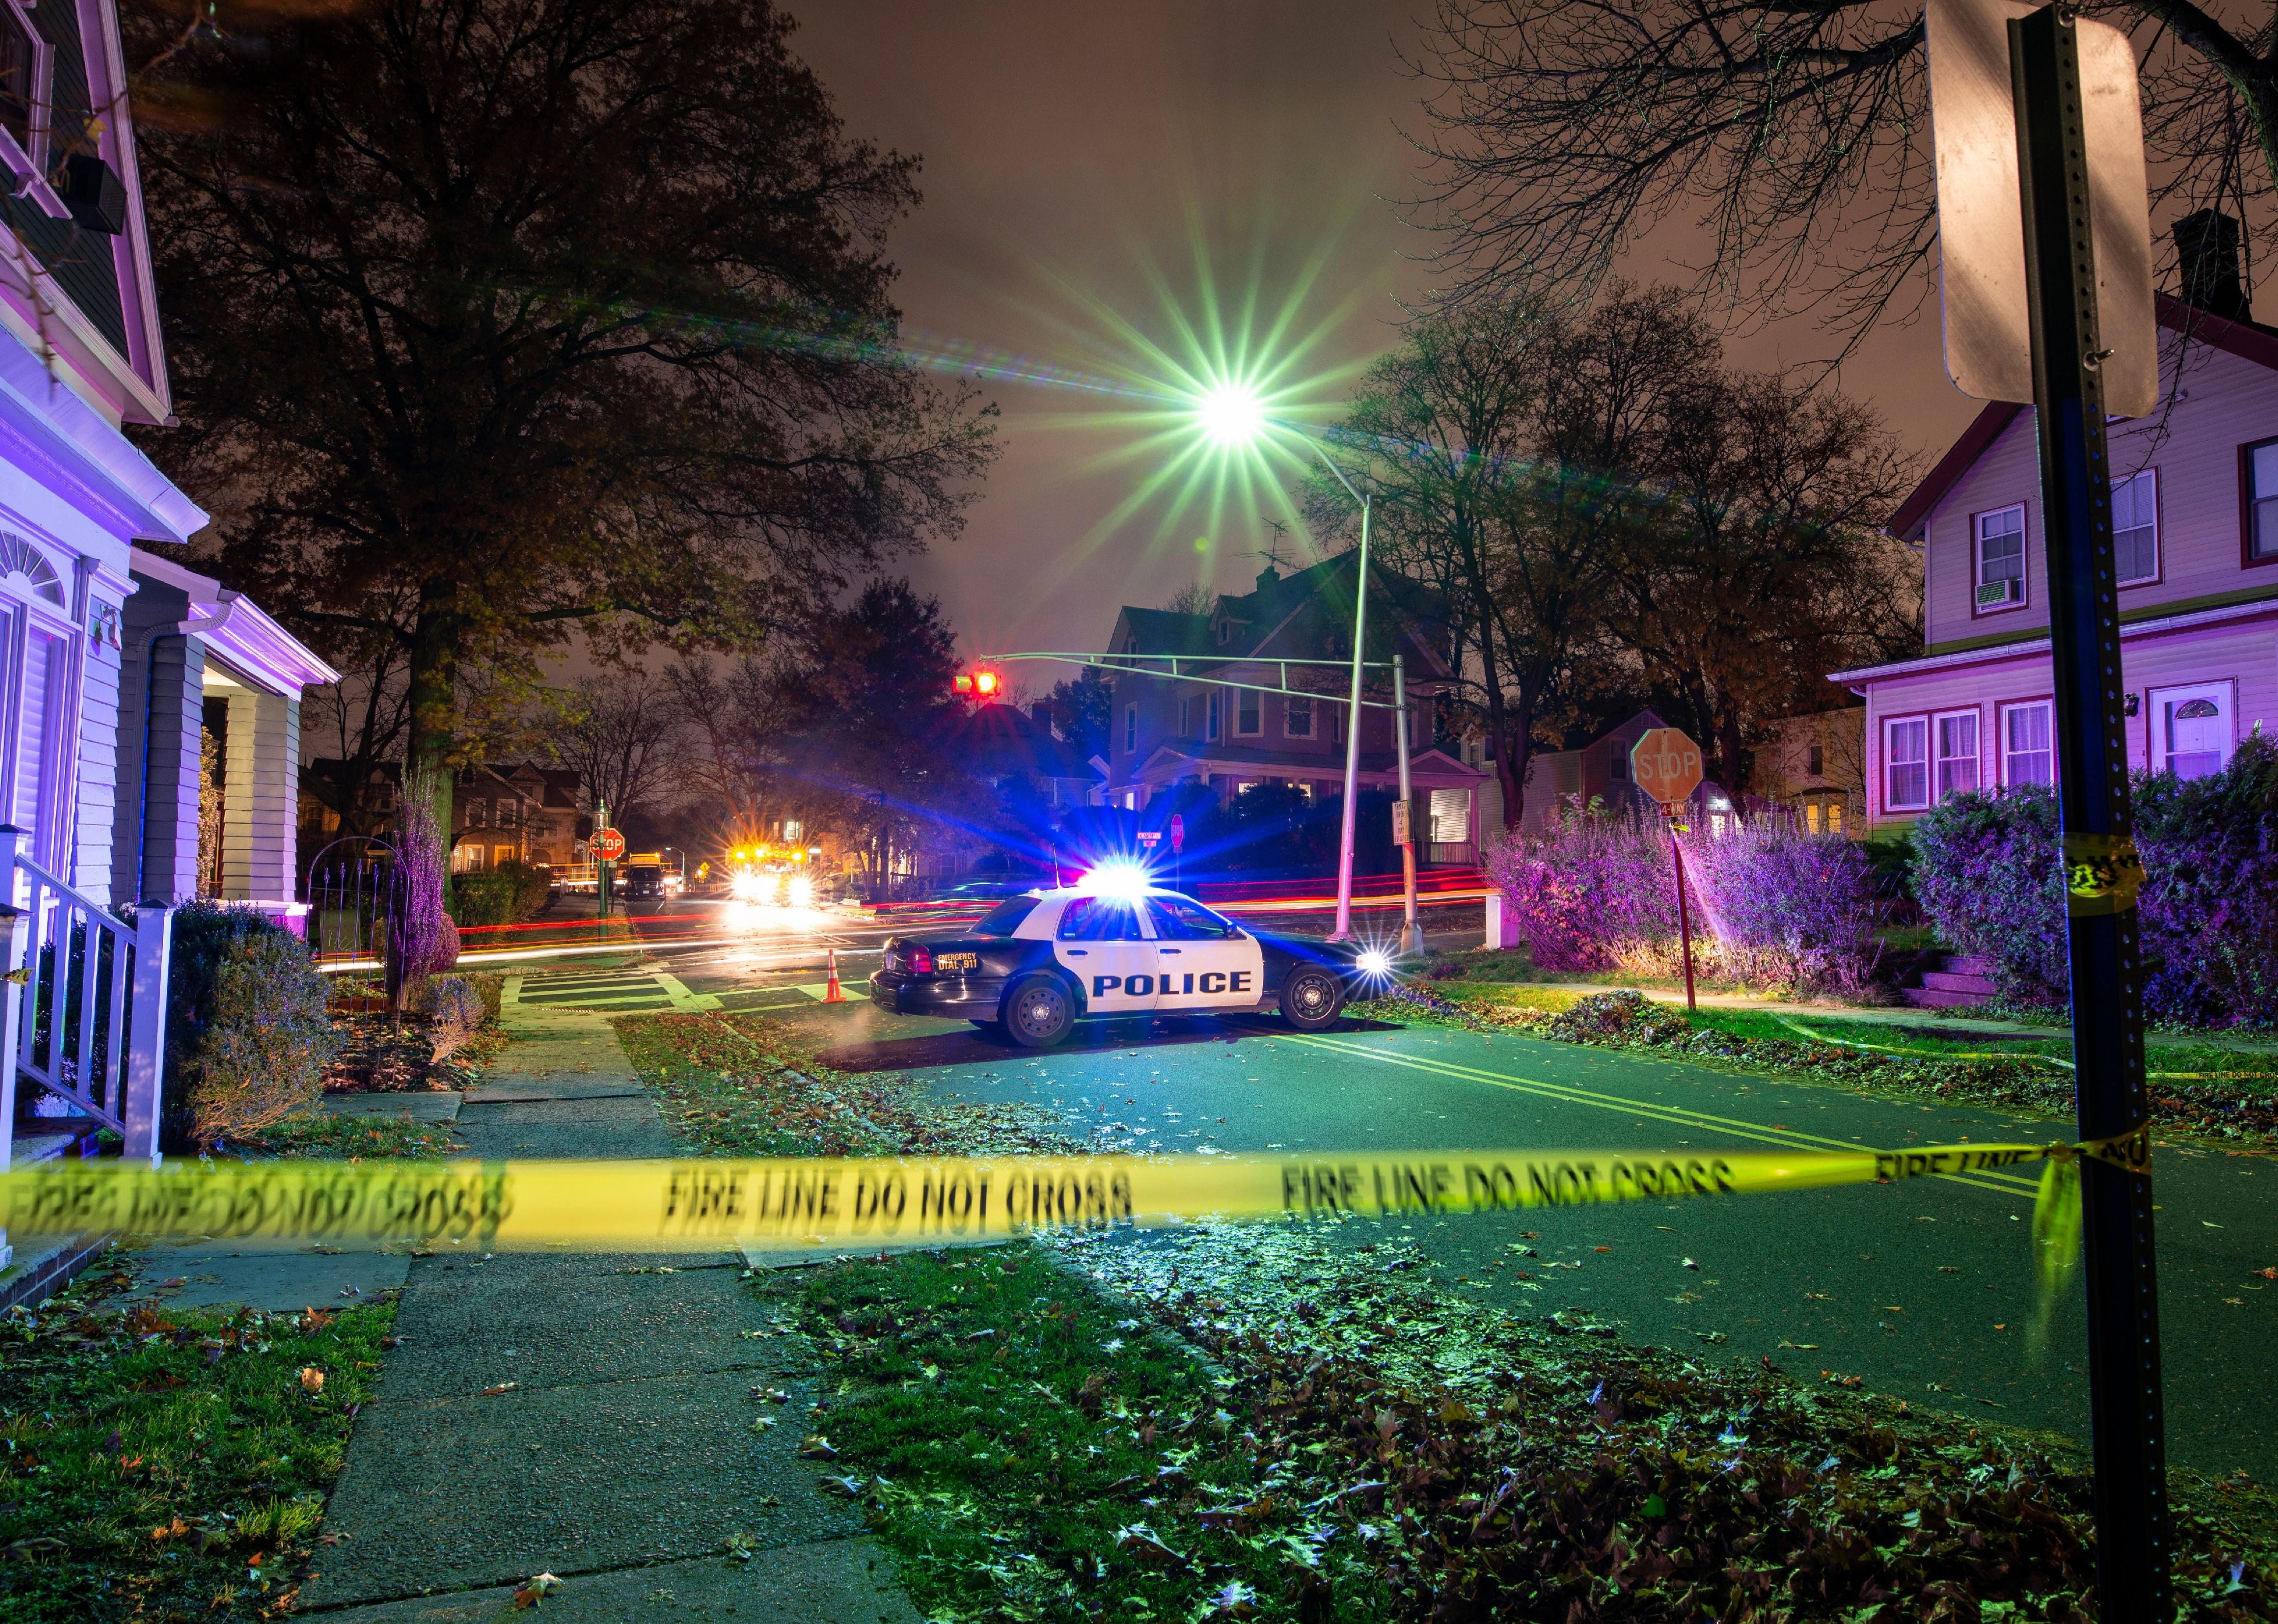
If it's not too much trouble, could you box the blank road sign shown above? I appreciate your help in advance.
[1926,0,2155,417]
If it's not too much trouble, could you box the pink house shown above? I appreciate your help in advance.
[1834,284,2278,829]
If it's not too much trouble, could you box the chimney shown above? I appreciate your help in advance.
[1031,700,1054,737]
[1256,564,1279,593]
[2175,209,2252,322]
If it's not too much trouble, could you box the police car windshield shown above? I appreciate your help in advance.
[971,896,1039,937]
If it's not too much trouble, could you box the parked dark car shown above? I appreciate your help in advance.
[620,863,668,901]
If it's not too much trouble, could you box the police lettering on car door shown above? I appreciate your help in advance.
[1146,895,1264,1010]
[1054,895,1160,1013]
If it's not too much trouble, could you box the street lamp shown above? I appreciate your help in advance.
[1181,386,1411,945]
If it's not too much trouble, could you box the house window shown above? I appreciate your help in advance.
[0,7,42,164]
[466,799,487,828]
[1235,688,1261,736]
[1934,710,1979,798]
[2247,439,2278,562]
[496,799,517,830]
[2001,701,2054,786]
[1806,744,1824,777]
[1609,749,1629,782]
[1429,789,1470,846]
[1207,692,1221,741]
[1974,505,2026,610]
[1123,704,1136,753]
[1180,695,1197,736]
[2112,468,2158,584]
[1884,717,1930,811]
[2149,683,2233,780]
[1285,695,1313,737]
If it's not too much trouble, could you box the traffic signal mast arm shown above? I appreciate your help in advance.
[973,651,1412,710]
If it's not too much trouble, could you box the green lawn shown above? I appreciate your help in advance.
[0,1261,394,1622]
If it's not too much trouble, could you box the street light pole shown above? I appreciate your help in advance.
[1306,438,1372,942]
[1393,652,1421,954]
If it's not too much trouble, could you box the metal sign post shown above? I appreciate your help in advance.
[1631,728,1706,1014]
[1392,652,1421,954]
[2009,7,2169,1615]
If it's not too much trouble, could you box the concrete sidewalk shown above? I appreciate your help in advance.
[301,1000,920,1623]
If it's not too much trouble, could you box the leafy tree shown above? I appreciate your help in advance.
[125,0,996,836]
[1048,667,1115,761]
[1318,285,1913,817]
[1405,1,2276,340]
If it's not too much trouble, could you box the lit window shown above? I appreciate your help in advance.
[1236,688,1261,736]
[1827,800,1844,835]
[2249,440,2278,561]
[1974,505,2026,609]
[1429,788,1470,843]
[2150,684,2232,780]
[1934,710,1979,798]
[1885,717,1929,811]
[1285,695,1313,737]
[2001,702,2053,786]
[2112,469,2157,584]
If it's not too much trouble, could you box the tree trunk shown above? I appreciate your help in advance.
[405,597,462,842]
[1495,692,1534,835]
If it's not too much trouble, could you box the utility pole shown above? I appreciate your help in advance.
[2010,8,2168,1615]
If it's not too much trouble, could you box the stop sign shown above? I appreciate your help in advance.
[1629,728,1705,808]
[592,826,626,862]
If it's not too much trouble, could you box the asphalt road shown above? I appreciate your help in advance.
[743,993,2278,1483]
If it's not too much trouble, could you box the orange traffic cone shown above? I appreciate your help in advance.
[823,948,846,1002]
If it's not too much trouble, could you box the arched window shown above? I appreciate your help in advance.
[0,532,62,605]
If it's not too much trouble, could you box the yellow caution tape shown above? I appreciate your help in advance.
[0,1136,2146,1256]
[2063,831,2142,916]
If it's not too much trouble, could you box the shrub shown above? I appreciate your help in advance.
[162,900,301,1146]
[1484,802,1881,995]
[182,929,341,1145]
[448,860,551,927]
[2133,732,2278,1028]
[421,974,487,1063]
[1905,785,2067,1004]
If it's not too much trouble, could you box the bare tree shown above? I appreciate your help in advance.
[1159,582,1217,615]
[533,673,691,830]
[1404,1,2278,342]
[1612,362,1919,794]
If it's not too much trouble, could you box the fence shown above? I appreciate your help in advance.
[303,836,400,968]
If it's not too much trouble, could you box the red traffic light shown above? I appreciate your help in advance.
[974,669,1001,697]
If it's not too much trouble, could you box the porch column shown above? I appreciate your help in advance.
[219,688,299,907]
[114,633,205,904]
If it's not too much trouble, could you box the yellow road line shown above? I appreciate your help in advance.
[1285,1031,2041,1199]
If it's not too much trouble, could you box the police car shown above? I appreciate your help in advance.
[868,874,1388,1047]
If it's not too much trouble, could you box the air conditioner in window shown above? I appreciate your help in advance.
[1976,579,2021,606]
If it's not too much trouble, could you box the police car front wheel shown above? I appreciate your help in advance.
[1004,974,1075,1048]
[1278,968,1344,1031]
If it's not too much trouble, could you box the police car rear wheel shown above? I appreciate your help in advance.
[1278,968,1343,1031]
[1004,975,1074,1048]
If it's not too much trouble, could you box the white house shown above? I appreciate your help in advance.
[0,0,332,1295]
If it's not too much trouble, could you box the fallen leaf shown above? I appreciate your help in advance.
[797,1435,837,1460]
[480,1382,519,1397]
[299,1368,325,1394]
[511,1573,561,1609]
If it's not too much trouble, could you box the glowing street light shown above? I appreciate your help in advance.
[1180,393,1379,942]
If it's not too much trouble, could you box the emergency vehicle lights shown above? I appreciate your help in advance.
[1354,949,1393,978]
[1075,860,1154,902]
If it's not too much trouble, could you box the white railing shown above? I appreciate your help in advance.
[0,825,173,1175]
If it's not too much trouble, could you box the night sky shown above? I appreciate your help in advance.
[792,1,1984,679]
